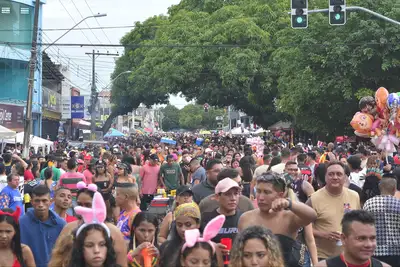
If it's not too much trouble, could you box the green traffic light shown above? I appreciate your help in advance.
[296,17,303,23]
[335,13,342,20]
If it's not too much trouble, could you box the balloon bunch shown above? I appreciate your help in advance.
[350,87,400,153]
[246,137,265,157]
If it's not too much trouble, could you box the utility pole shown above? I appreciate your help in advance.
[85,50,119,135]
[22,0,41,158]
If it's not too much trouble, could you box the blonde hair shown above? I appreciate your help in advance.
[230,226,284,267]
[116,185,139,200]
[48,234,74,267]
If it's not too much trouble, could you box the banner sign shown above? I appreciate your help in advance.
[42,87,61,113]
[0,104,24,132]
[71,96,84,119]
[61,95,71,119]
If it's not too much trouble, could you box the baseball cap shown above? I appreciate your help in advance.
[149,154,159,161]
[215,178,240,194]
[176,185,193,196]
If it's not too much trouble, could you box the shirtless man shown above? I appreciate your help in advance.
[238,171,317,265]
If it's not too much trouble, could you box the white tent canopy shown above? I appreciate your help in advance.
[0,125,16,139]
[3,132,54,153]
[230,127,250,135]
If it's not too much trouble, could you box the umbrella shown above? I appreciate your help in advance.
[104,128,125,138]
[199,130,211,135]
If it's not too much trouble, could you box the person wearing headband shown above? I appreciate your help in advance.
[69,191,119,267]
[159,203,223,267]
[0,207,35,267]
[52,182,128,267]
[177,215,225,267]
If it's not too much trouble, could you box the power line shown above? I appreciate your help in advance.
[58,0,98,50]
[69,0,103,45]
[0,16,284,32]
[2,41,397,48]
[0,25,135,32]
[41,32,110,87]
[82,0,119,54]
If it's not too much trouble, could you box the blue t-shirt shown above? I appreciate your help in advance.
[191,166,206,185]
[0,185,24,216]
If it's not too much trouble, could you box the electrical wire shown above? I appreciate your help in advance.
[82,0,119,54]
[58,0,98,50]
[69,0,103,45]
[41,32,110,87]
[2,41,397,48]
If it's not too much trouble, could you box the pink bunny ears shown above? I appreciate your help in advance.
[77,181,98,192]
[181,215,225,253]
[75,191,110,237]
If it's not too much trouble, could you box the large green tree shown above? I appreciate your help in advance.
[106,0,286,133]
[160,104,180,131]
[272,0,400,137]
[107,0,400,138]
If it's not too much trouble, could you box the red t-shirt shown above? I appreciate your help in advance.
[66,214,78,223]
[24,170,34,181]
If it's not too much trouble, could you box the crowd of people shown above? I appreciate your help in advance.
[0,136,398,267]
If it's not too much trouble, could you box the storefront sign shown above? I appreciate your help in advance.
[42,87,61,113]
[71,96,85,119]
[61,95,71,119]
[0,104,24,132]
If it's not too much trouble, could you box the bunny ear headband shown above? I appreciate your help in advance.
[77,181,98,192]
[74,191,110,237]
[182,215,225,254]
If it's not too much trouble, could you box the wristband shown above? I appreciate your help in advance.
[127,250,134,263]
[285,198,292,210]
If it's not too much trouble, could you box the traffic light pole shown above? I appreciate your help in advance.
[290,6,400,26]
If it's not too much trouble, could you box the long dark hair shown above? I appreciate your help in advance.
[176,242,217,267]
[44,168,53,189]
[129,212,159,250]
[69,224,118,267]
[0,209,25,267]
[159,217,200,267]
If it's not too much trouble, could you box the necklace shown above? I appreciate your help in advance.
[341,253,372,267]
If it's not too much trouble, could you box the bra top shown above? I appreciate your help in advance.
[94,181,110,190]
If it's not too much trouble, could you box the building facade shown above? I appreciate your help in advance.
[0,0,45,135]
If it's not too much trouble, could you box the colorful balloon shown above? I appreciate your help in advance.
[350,112,374,138]
[375,87,389,114]
[387,93,400,109]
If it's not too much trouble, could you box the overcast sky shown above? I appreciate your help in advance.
[42,0,187,108]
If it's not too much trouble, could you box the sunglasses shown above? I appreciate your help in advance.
[256,173,287,189]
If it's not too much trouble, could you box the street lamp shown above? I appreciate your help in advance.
[103,71,132,89]
[43,13,107,52]
[22,13,107,158]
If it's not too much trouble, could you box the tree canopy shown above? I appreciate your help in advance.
[160,104,226,131]
[106,0,400,139]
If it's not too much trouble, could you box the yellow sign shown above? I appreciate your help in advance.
[49,94,57,106]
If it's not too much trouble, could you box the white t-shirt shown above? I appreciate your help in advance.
[271,163,286,174]
[350,169,366,188]
[59,168,66,175]
[18,176,24,196]
[254,165,270,179]
[0,175,7,192]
